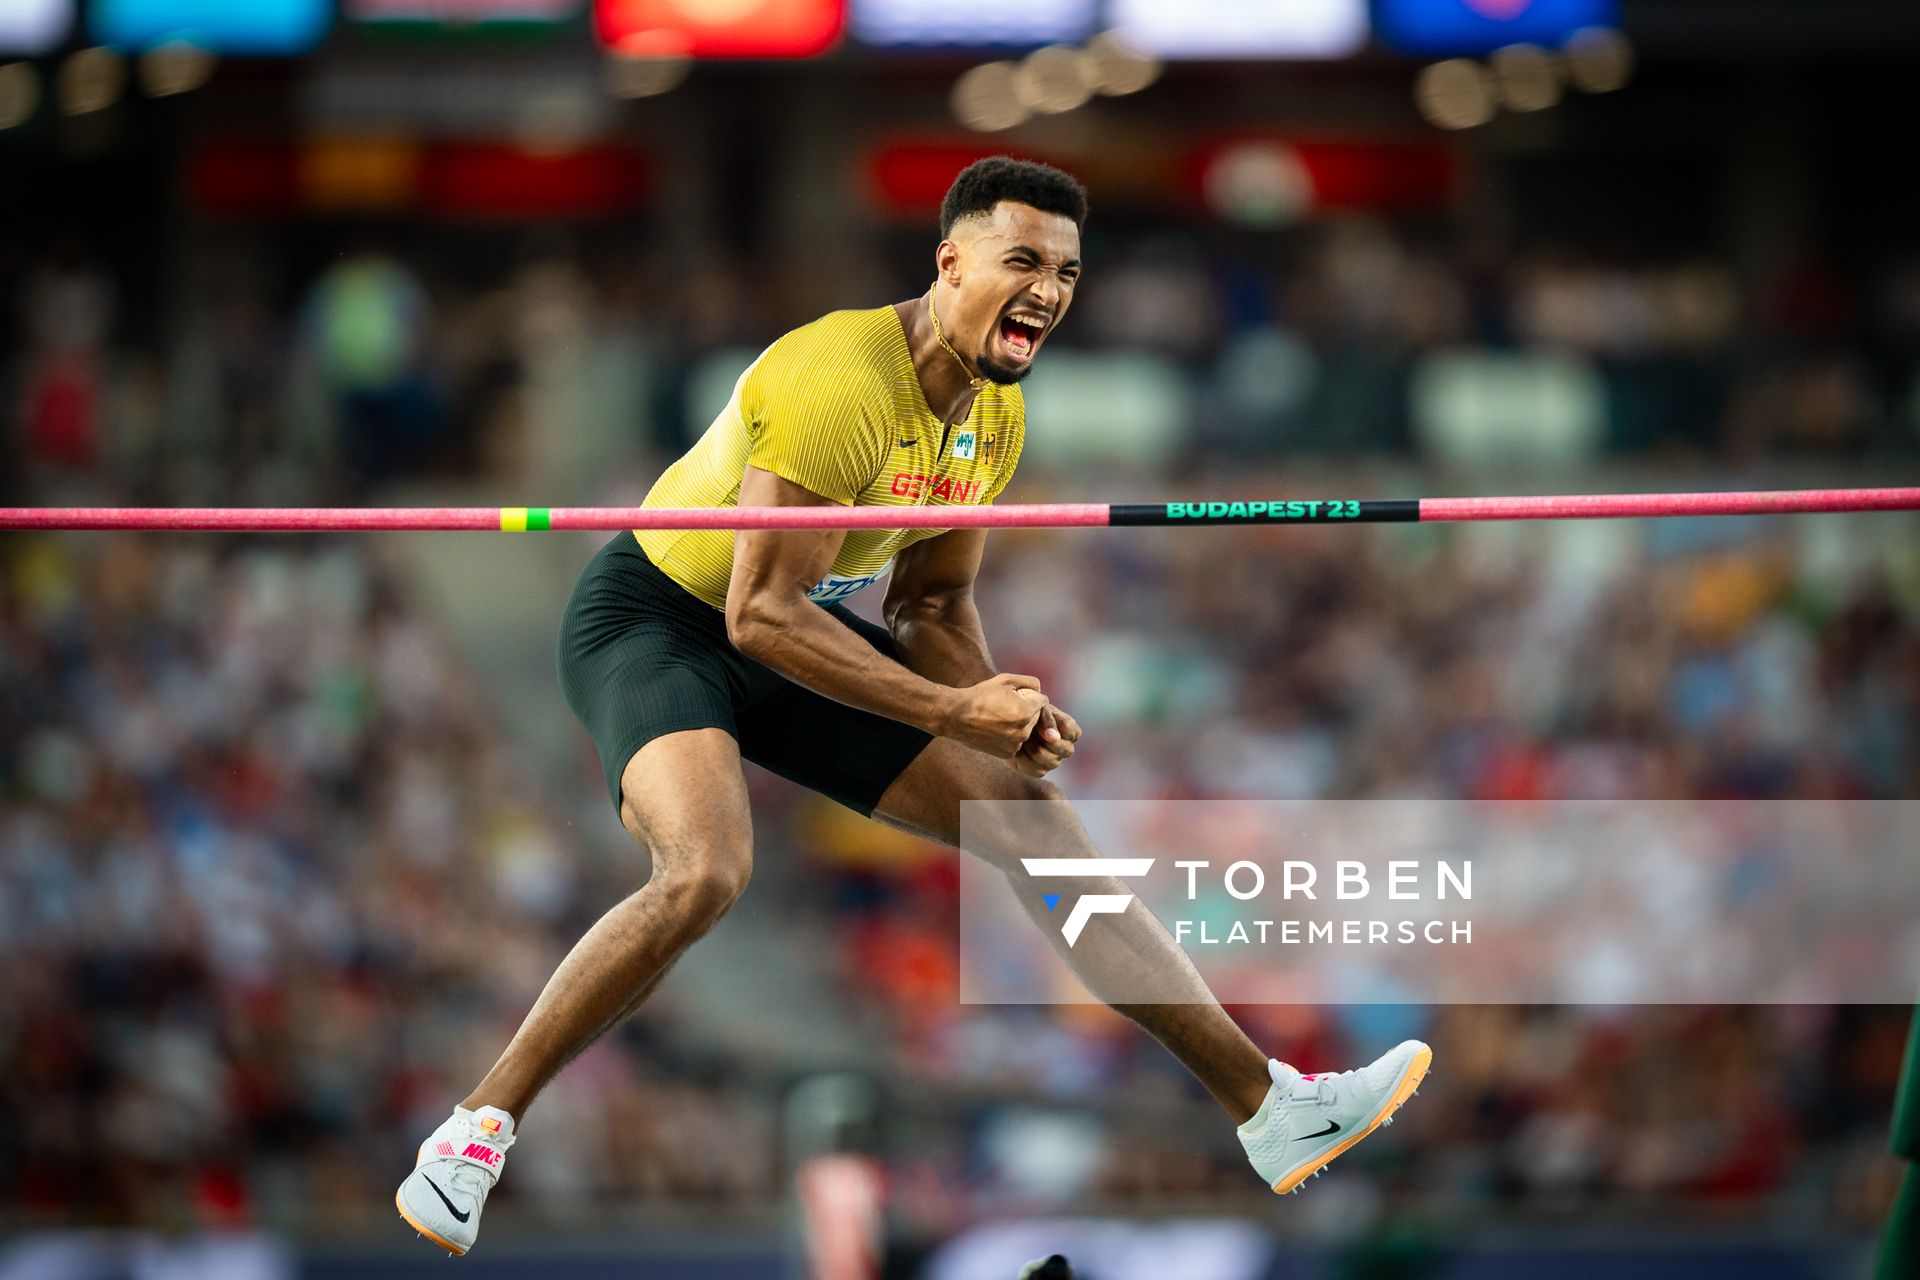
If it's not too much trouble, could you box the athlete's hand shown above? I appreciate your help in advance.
[1013,703,1081,777]
[945,674,1048,757]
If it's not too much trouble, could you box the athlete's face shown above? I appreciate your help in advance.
[937,201,1082,385]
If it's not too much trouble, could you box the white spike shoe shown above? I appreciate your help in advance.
[395,1105,516,1255]
[1237,1040,1431,1195]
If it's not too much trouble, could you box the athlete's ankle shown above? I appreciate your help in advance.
[1232,1059,1300,1128]
[1212,1076,1265,1126]
[455,1097,523,1131]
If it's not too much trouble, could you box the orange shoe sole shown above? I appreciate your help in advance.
[1271,1043,1432,1195]
[396,1186,469,1256]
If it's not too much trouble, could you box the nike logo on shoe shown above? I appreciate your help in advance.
[1295,1120,1342,1141]
[423,1176,472,1223]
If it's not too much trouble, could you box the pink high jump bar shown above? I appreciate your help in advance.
[1416,487,1920,522]
[0,488,1914,532]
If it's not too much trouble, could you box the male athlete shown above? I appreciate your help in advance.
[396,157,1431,1255]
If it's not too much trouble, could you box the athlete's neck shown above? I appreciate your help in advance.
[894,296,980,426]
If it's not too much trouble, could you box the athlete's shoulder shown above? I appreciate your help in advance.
[792,305,903,346]
[754,307,904,389]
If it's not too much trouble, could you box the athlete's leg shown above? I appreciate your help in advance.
[460,728,752,1119]
[872,739,1271,1124]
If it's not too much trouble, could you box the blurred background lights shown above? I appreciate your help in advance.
[1490,43,1561,113]
[1204,141,1315,228]
[848,0,1098,49]
[511,89,597,153]
[89,0,329,57]
[951,60,1026,132]
[138,41,217,99]
[1415,57,1495,130]
[1087,30,1160,97]
[952,32,1159,131]
[1107,0,1367,60]
[1563,26,1633,93]
[59,47,125,117]
[0,0,71,57]
[605,52,693,99]
[1012,43,1094,115]
[0,61,39,130]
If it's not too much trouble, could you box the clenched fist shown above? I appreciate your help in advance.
[1012,702,1081,777]
[942,673,1048,757]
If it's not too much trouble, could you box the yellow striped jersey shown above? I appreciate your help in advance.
[637,305,1025,610]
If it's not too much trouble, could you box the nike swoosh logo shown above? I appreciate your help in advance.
[898,438,919,448]
[422,1175,472,1223]
[1295,1120,1341,1141]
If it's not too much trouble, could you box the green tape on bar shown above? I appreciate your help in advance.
[527,507,551,531]
[1894,1010,1920,1160]
[1875,1165,1920,1279]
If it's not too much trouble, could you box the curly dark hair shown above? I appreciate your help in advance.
[939,155,1089,237]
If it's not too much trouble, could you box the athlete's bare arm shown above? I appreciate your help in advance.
[885,529,1079,778]
[884,529,995,687]
[726,464,1045,759]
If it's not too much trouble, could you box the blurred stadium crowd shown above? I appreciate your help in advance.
[9,205,1920,508]
[0,533,774,1228]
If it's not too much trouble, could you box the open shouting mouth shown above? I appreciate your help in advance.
[995,308,1050,367]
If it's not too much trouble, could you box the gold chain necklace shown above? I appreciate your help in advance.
[928,288,987,391]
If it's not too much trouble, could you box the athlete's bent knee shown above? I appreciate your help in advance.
[1024,777,1068,807]
[966,777,1083,869]
[652,843,753,925]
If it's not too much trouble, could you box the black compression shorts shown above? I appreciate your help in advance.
[556,533,935,817]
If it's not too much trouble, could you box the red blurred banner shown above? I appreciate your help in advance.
[190,139,653,218]
[593,0,843,58]
[1182,136,1460,215]
[422,143,650,216]
[863,136,1458,222]
[190,140,299,217]
[865,142,1067,217]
